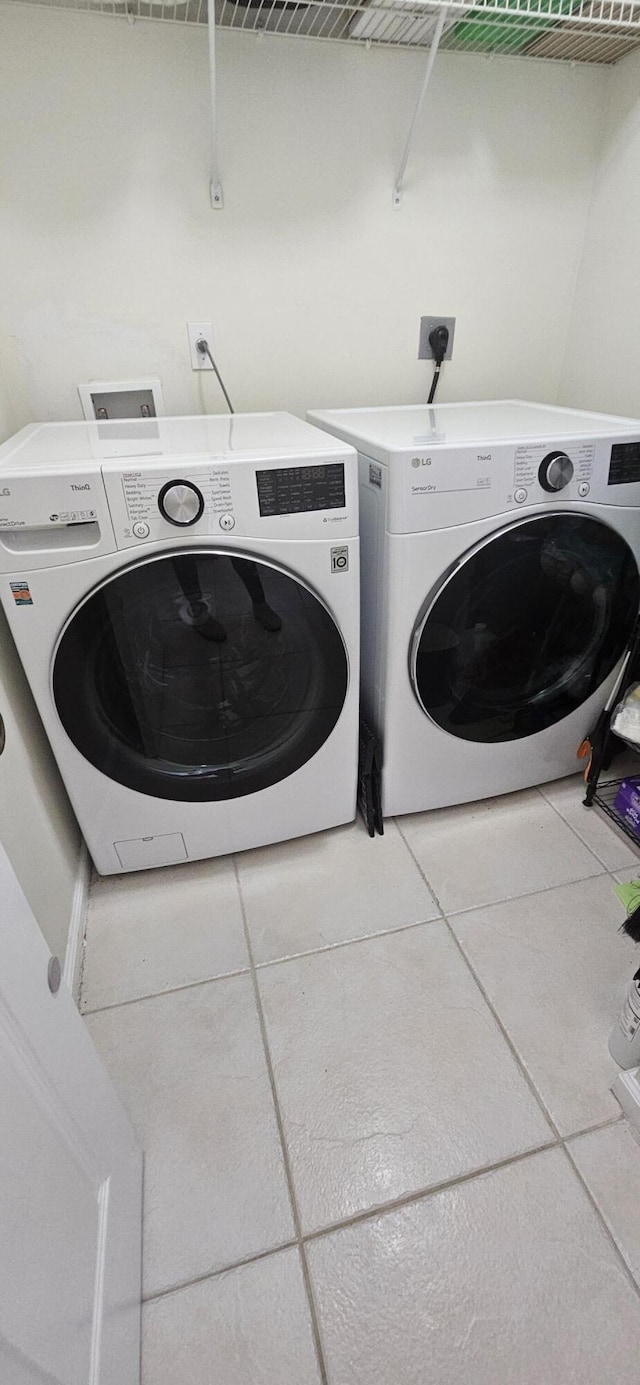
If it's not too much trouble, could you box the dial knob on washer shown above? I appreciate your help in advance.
[538,451,574,493]
[158,480,204,526]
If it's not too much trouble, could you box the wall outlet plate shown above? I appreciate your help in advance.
[78,378,165,420]
[187,322,215,370]
[418,316,456,361]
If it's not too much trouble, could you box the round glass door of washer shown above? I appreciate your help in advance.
[53,551,349,800]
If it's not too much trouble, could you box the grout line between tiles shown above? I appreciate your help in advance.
[253,911,442,972]
[232,855,329,1385]
[395,814,640,1294]
[563,1110,625,1142]
[437,861,608,920]
[140,1112,631,1308]
[562,1141,640,1304]
[81,965,251,1016]
[142,1238,299,1305]
[394,816,562,1140]
[535,783,638,874]
[301,1138,561,1245]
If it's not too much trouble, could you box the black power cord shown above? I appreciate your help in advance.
[196,337,235,415]
[427,324,449,405]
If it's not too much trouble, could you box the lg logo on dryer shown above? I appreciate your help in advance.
[0,487,9,497]
[411,457,431,468]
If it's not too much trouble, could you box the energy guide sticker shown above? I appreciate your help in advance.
[10,582,33,606]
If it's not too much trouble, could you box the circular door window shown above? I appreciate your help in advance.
[412,514,639,744]
[53,551,349,801]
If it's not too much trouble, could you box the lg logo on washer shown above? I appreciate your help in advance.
[411,457,431,468]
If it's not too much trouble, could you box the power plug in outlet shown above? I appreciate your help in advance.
[418,316,456,361]
[187,322,215,370]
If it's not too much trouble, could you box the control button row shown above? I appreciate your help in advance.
[132,513,237,537]
[513,481,590,506]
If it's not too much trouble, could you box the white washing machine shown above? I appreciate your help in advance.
[0,413,359,872]
[307,400,640,817]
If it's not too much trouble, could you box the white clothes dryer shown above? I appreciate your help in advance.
[307,400,640,817]
[0,413,359,873]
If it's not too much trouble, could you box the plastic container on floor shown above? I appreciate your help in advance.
[609,968,640,1068]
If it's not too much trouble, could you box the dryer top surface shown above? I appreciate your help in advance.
[308,400,640,462]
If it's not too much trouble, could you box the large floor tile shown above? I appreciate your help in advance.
[87,976,293,1296]
[539,773,639,870]
[307,1147,640,1385]
[569,1121,640,1286]
[238,819,438,964]
[399,788,603,914]
[142,1248,321,1385]
[259,923,551,1232]
[451,874,635,1134]
[82,858,248,1011]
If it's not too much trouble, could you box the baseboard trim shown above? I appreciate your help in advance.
[63,840,91,1004]
[613,1067,640,1133]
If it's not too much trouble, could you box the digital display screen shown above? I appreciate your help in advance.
[256,463,345,517]
[609,441,640,486]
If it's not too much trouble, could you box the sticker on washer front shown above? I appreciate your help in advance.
[331,546,349,573]
[10,581,33,605]
[369,464,382,489]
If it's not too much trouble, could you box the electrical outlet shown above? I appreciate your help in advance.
[187,322,215,370]
[418,316,456,361]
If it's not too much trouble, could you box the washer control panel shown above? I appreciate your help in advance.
[101,453,356,548]
[256,463,345,517]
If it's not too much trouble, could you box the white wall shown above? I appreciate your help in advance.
[559,49,640,418]
[0,327,29,442]
[0,4,607,419]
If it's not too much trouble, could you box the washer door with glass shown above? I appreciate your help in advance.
[412,514,639,744]
[53,550,349,801]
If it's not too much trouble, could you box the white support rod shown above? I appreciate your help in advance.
[208,0,224,209]
[393,6,448,206]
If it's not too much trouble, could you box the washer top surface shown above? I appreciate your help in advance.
[0,411,350,471]
[308,400,640,463]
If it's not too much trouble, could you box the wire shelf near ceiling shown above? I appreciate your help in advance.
[8,0,640,62]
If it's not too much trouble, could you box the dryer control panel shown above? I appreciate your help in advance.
[384,432,640,533]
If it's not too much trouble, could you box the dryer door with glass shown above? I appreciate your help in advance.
[53,549,349,800]
[410,513,639,744]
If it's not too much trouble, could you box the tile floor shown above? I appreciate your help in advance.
[82,774,640,1384]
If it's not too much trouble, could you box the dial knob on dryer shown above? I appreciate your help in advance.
[158,480,204,527]
[538,451,574,493]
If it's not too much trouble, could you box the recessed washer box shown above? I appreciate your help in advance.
[78,378,165,422]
